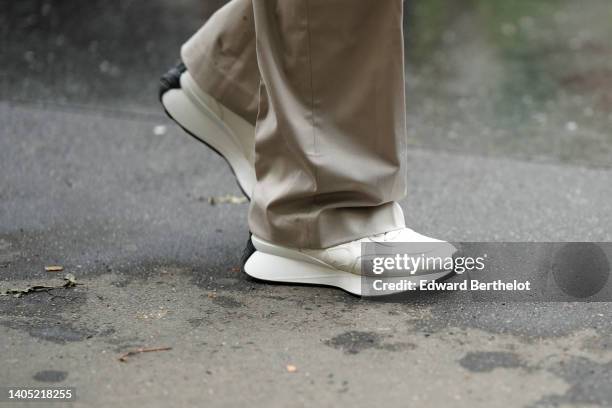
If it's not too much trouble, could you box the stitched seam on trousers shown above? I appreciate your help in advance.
[305,0,318,245]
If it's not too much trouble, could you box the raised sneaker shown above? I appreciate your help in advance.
[159,62,256,198]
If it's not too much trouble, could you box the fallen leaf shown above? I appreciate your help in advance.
[45,265,64,272]
[136,309,168,320]
[1,285,55,298]
[207,195,247,205]
[118,346,172,362]
[63,273,78,287]
[1,274,81,298]
[286,364,297,373]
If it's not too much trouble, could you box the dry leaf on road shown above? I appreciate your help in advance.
[207,195,247,205]
[118,347,172,362]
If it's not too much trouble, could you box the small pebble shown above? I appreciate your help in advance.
[153,125,167,136]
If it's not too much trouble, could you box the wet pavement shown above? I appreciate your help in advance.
[1,0,612,407]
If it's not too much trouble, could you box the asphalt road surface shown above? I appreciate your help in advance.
[1,1,611,406]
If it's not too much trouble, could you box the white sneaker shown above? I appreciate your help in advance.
[160,63,256,198]
[243,226,457,296]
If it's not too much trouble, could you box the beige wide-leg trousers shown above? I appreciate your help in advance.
[182,0,407,249]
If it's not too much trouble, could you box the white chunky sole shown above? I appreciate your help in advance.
[161,71,256,198]
[243,236,454,296]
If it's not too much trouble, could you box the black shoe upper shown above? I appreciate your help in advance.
[159,62,187,100]
[241,234,255,273]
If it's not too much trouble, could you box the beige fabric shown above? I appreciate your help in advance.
[182,0,259,124]
[182,0,407,249]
